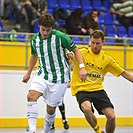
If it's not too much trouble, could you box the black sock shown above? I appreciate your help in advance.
[59,103,66,120]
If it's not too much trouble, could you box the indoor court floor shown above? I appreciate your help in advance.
[0,127,133,133]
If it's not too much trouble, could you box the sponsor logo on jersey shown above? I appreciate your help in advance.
[86,70,102,82]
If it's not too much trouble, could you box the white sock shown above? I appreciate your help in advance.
[27,102,38,132]
[43,112,56,133]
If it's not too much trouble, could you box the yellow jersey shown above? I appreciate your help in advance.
[71,47,124,96]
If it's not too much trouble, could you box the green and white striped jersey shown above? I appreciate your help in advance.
[30,29,76,83]
[112,0,133,17]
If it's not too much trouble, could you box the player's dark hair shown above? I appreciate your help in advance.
[38,13,55,27]
[90,30,105,41]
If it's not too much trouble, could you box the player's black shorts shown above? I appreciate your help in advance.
[76,90,114,115]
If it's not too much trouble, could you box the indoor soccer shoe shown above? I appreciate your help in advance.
[50,123,55,130]
[26,126,36,133]
[63,119,69,129]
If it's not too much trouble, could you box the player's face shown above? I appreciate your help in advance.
[39,25,52,39]
[90,37,104,54]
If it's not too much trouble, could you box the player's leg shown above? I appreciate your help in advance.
[43,105,56,133]
[102,107,116,133]
[81,101,103,133]
[59,102,69,129]
[26,76,46,133]
[42,82,68,133]
[50,120,55,130]
[27,90,42,133]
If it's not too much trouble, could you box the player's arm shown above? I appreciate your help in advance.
[121,71,133,83]
[72,47,87,82]
[22,54,38,83]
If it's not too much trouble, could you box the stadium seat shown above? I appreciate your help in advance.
[117,26,128,37]
[47,9,54,15]
[105,25,117,46]
[55,20,66,28]
[83,38,89,44]
[82,10,89,17]
[92,0,106,12]
[71,37,82,44]
[81,0,93,11]
[104,12,115,25]
[103,0,111,12]
[58,0,70,10]
[105,25,116,37]
[0,20,5,31]
[98,13,105,24]
[69,0,81,11]
[128,26,133,44]
[104,12,121,26]
[47,0,59,9]
[105,25,117,45]
[128,26,133,37]
[9,7,16,20]
[33,21,39,33]
[17,34,26,42]
[99,24,104,32]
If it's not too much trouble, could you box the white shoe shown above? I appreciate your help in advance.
[41,129,47,133]
[27,131,36,133]
[26,126,36,133]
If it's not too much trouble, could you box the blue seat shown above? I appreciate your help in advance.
[92,0,105,12]
[0,20,5,31]
[83,38,89,44]
[105,25,116,37]
[69,0,81,11]
[33,21,39,33]
[17,34,26,42]
[82,11,89,17]
[71,37,82,44]
[128,26,133,37]
[9,7,16,20]
[47,9,54,15]
[81,0,93,11]
[98,13,104,24]
[47,0,59,9]
[128,26,133,44]
[106,38,116,46]
[117,26,128,37]
[55,20,66,28]
[103,0,111,12]
[104,12,115,25]
[58,0,70,10]
[99,24,104,32]
[105,25,117,45]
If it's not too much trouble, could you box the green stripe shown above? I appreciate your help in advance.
[56,38,65,83]
[47,37,57,83]
[39,39,48,80]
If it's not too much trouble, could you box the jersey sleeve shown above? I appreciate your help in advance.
[60,32,77,51]
[106,56,124,76]
[30,39,37,55]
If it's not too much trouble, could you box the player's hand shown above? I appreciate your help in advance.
[67,82,70,88]
[79,68,88,82]
[66,52,74,59]
[22,73,30,83]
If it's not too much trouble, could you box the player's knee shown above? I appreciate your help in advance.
[81,101,92,113]
[47,105,56,115]
[27,90,41,101]
[81,104,92,115]
[107,114,116,123]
